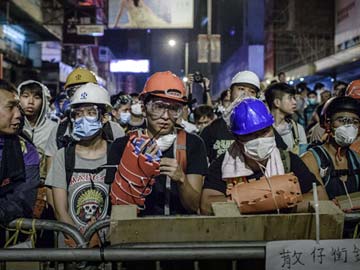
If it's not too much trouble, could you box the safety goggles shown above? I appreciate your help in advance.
[146,100,183,119]
[333,116,360,127]
[70,105,100,121]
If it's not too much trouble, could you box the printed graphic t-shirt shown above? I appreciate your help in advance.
[45,148,109,231]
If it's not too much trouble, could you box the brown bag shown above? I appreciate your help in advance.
[226,173,303,214]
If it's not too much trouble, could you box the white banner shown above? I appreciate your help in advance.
[108,0,194,29]
[335,0,360,49]
[197,34,221,63]
[266,239,360,270]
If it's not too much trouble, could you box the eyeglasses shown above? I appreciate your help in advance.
[70,105,99,120]
[146,100,183,119]
[334,116,360,127]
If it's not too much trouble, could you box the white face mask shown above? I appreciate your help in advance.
[119,111,131,125]
[156,134,177,152]
[131,103,142,116]
[243,136,276,161]
[334,124,358,147]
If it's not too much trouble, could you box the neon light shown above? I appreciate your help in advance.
[3,25,25,41]
[110,59,150,73]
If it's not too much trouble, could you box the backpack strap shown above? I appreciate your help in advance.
[176,129,187,173]
[347,149,360,191]
[288,118,300,154]
[308,145,332,186]
[64,142,76,187]
[279,149,291,174]
[102,121,114,142]
[56,119,71,149]
[64,141,112,188]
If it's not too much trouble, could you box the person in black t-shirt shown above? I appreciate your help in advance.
[200,70,261,163]
[201,98,326,215]
[106,71,208,216]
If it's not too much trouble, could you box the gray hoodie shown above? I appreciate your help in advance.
[17,80,57,151]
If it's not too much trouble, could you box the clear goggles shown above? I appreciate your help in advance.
[333,116,360,127]
[146,100,183,119]
[70,105,100,121]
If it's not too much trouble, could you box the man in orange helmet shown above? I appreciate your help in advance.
[105,71,208,215]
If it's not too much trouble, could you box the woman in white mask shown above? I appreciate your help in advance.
[302,96,360,209]
[201,97,325,215]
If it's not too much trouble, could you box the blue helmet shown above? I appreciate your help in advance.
[230,98,274,135]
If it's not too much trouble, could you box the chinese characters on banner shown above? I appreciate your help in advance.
[197,34,221,63]
[266,239,360,270]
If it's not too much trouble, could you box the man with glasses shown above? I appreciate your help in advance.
[302,96,360,205]
[105,71,208,215]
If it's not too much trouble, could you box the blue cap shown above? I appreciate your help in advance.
[230,98,274,135]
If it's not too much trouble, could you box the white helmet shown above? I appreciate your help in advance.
[71,82,112,111]
[230,71,260,91]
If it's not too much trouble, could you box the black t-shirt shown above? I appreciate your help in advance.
[203,150,318,195]
[105,132,208,215]
[200,118,234,163]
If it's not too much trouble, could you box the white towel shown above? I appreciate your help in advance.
[221,142,285,179]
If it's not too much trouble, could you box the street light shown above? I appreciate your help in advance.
[168,39,176,47]
[167,39,189,76]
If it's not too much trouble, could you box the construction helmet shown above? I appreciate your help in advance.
[71,83,112,112]
[345,80,360,99]
[140,71,187,103]
[64,67,97,89]
[230,98,274,135]
[322,96,360,123]
[230,71,260,92]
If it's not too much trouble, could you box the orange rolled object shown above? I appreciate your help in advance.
[226,173,303,214]
[110,133,160,210]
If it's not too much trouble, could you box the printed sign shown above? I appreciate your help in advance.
[266,239,360,270]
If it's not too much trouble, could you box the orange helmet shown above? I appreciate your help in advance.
[140,71,187,103]
[346,80,360,99]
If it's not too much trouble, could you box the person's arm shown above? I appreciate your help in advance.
[52,187,75,226]
[0,165,40,224]
[160,158,203,212]
[200,188,226,215]
[203,77,213,107]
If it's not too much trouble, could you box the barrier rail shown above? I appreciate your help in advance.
[7,218,87,247]
[0,242,266,262]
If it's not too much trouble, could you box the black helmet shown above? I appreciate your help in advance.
[323,96,360,121]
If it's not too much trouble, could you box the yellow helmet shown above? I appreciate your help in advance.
[64,67,97,89]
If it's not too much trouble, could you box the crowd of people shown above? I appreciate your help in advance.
[1,66,360,249]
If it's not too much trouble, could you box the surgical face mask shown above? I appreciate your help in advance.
[119,111,131,125]
[243,136,276,161]
[308,98,317,105]
[72,116,102,140]
[156,134,177,152]
[131,103,142,116]
[334,124,358,147]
